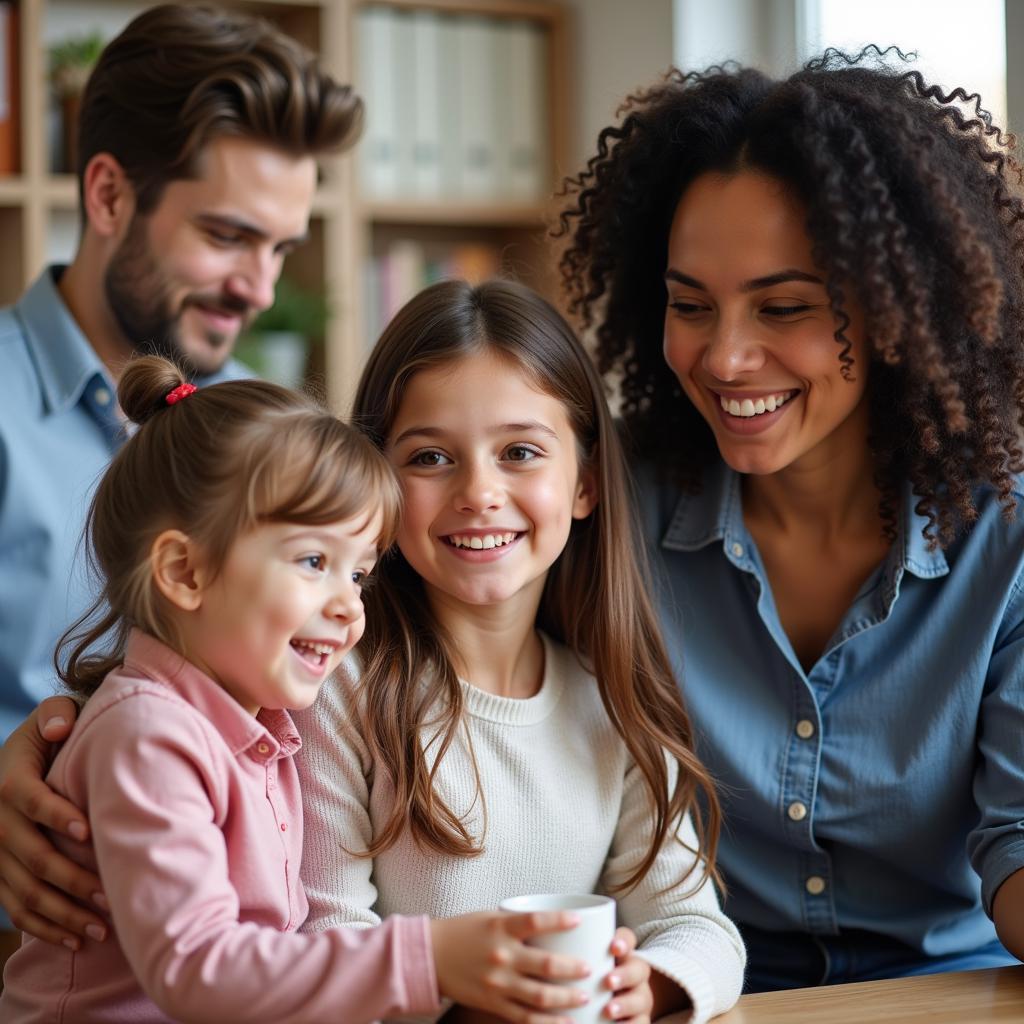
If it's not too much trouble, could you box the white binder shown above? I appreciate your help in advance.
[455,17,501,199]
[410,10,444,198]
[358,7,401,198]
[437,14,463,199]
[498,20,548,201]
[391,9,416,194]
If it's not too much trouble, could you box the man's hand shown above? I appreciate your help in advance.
[0,696,107,948]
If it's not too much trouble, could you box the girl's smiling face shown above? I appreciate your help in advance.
[386,350,596,620]
[184,513,380,714]
[663,171,870,476]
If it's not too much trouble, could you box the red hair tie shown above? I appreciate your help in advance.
[165,382,198,406]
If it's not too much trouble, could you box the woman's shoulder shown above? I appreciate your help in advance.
[930,475,1024,598]
[539,635,628,745]
[540,633,596,693]
[960,470,1024,507]
[955,474,1024,546]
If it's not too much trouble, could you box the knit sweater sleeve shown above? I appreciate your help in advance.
[294,664,382,932]
[599,757,746,1023]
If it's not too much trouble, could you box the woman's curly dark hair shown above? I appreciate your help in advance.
[557,46,1024,548]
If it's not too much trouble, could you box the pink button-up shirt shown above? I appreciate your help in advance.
[0,631,439,1023]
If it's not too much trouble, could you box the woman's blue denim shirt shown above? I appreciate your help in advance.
[636,458,1024,955]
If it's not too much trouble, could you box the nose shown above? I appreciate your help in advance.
[702,313,766,381]
[226,247,279,313]
[325,577,364,625]
[454,459,506,514]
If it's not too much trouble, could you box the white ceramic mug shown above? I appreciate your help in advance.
[499,893,616,1024]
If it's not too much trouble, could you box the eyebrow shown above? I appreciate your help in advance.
[283,529,377,557]
[664,267,824,292]
[194,213,309,250]
[391,421,559,446]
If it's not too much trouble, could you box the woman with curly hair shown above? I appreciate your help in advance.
[556,46,1024,991]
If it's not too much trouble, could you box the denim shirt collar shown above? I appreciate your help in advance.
[15,266,112,416]
[662,460,949,581]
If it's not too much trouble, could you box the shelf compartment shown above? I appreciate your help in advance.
[364,199,551,227]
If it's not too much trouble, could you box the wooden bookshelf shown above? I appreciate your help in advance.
[0,0,570,412]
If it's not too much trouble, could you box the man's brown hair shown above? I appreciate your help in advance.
[77,3,363,213]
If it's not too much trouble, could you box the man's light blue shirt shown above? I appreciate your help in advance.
[0,267,252,741]
[638,459,1024,956]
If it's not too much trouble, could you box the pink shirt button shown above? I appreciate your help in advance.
[280,822,288,832]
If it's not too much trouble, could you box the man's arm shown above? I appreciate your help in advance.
[0,696,107,947]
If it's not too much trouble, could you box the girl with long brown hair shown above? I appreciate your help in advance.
[294,278,745,1024]
[0,356,601,1023]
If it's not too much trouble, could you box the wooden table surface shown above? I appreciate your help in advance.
[708,966,1024,1023]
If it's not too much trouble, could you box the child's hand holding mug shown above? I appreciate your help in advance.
[604,927,654,1022]
[431,909,592,1023]
[496,895,653,1024]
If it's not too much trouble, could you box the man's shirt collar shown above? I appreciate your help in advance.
[16,266,112,417]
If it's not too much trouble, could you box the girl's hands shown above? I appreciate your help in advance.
[431,910,592,1024]
[603,928,653,1023]
[0,696,106,949]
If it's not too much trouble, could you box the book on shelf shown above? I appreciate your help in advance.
[356,6,549,204]
[358,6,402,198]
[366,239,503,346]
[498,20,547,201]
[436,13,462,198]
[0,1,19,176]
[409,10,444,198]
[390,9,416,193]
[455,16,500,199]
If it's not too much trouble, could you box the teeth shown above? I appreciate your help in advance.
[721,392,793,418]
[291,640,336,656]
[448,532,517,550]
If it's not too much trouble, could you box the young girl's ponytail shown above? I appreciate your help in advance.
[117,356,194,426]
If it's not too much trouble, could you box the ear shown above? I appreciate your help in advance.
[571,466,598,520]
[81,152,136,240]
[150,530,209,612]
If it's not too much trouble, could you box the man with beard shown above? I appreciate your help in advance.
[0,3,362,751]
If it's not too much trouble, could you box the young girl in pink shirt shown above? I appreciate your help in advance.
[0,356,592,1023]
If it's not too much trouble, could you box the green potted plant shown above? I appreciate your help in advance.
[237,277,329,388]
[49,30,105,173]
